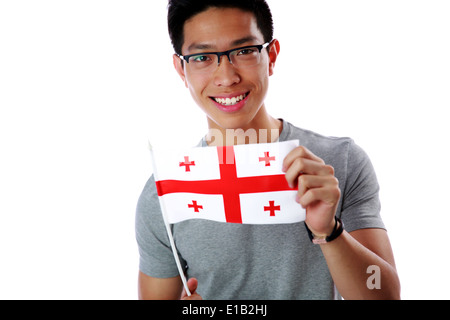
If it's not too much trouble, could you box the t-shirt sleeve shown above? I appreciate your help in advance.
[135,175,185,278]
[339,140,385,233]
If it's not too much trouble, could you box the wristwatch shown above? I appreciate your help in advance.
[304,216,344,244]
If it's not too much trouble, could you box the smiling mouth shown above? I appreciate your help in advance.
[210,92,249,106]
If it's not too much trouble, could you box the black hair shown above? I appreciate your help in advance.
[167,0,274,55]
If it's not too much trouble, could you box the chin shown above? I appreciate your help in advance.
[211,113,258,132]
[202,95,264,131]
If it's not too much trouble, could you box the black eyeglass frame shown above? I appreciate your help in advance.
[177,41,272,65]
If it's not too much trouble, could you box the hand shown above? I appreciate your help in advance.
[283,146,341,236]
[180,278,203,300]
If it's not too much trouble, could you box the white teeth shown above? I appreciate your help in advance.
[214,94,247,106]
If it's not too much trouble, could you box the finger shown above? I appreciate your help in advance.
[182,292,203,300]
[298,186,341,209]
[296,175,308,203]
[283,146,324,172]
[285,158,334,188]
[296,175,339,201]
[181,278,198,300]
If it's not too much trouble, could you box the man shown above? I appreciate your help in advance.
[136,0,400,300]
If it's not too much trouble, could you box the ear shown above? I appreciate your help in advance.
[268,39,280,76]
[173,54,188,88]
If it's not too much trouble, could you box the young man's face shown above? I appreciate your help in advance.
[174,7,279,132]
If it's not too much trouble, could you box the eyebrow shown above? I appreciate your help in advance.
[186,36,260,53]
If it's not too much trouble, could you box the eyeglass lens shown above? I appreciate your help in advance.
[187,46,262,72]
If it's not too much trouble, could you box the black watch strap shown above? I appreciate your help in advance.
[305,216,344,244]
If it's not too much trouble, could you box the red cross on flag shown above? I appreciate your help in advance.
[152,140,306,225]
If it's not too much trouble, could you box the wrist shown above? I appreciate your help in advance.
[305,217,344,245]
[307,219,335,238]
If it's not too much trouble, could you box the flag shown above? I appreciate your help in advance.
[152,140,305,225]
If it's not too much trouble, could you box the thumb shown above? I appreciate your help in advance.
[181,278,202,300]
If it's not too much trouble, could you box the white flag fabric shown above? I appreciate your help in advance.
[153,140,306,225]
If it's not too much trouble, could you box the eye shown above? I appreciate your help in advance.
[191,55,212,63]
[237,48,257,56]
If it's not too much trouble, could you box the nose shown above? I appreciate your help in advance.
[216,52,233,66]
[213,55,241,87]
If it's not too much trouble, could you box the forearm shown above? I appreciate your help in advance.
[320,231,401,300]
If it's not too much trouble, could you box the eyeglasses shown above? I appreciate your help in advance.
[178,42,271,73]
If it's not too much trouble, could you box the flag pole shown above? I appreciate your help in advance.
[148,141,191,297]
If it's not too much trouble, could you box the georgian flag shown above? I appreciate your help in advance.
[153,140,306,225]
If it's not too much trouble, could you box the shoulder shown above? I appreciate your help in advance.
[136,175,165,235]
[139,175,157,198]
[137,175,158,214]
[135,175,182,278]
[281,119,358,166]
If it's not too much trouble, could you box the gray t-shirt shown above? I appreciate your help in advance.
[135,119,384,300]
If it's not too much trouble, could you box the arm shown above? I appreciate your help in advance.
[136,176,202,300]
[283,146,401,300]
[321,228,400,299]
[138,272,183,300]
[138,272,203,300]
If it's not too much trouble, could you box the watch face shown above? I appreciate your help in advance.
[312,238,327,245]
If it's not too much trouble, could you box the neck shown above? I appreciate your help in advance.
[205,107,282,146]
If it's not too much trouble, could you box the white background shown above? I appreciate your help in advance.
[1,0,449,299]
